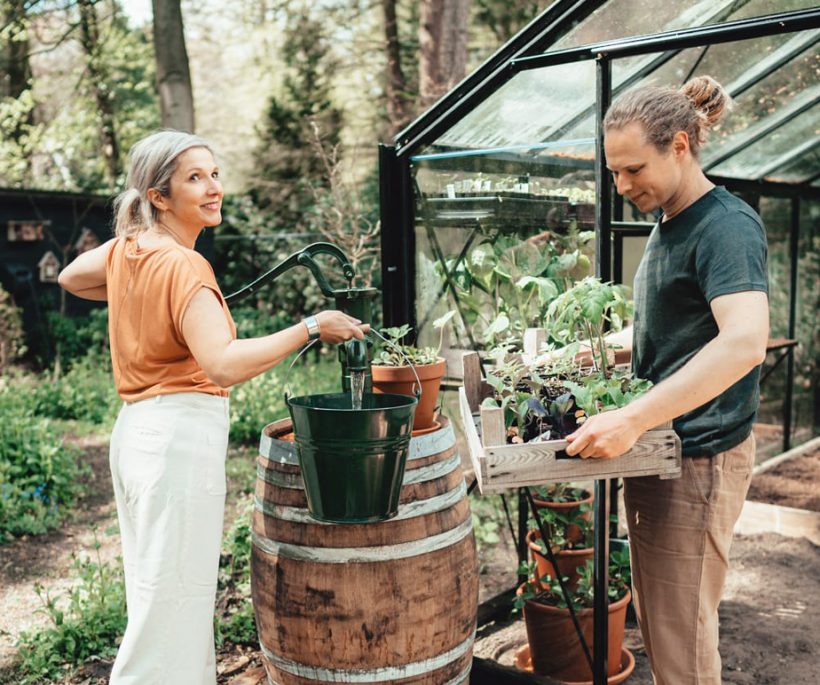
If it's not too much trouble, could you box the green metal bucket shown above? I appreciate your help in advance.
[286,392,418,523]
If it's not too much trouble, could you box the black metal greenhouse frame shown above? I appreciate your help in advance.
[379,5,820,684]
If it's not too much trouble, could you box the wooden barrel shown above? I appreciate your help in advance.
[251,415,478,685]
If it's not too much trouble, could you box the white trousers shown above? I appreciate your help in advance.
[108,392,229,685]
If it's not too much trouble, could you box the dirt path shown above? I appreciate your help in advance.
[0,433,120,670]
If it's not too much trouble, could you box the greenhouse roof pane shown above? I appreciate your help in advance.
[421,2,819,187]
[432,60,597,151]
[765,147,820,183]
[552,0,818,50]
[709,102,820,179]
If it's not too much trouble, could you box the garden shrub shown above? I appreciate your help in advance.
[45,307,109,371]
[0,386,85,542]
[32,357,120,426]
[216,494,257,647]
[12,532,126,683]
[0,283,27,373]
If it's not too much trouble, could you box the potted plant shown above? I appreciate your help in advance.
[526,502,594,592]
[481,277,652,446]
[371,311,455,433]
[514,551,633,682]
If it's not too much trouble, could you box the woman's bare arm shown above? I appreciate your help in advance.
[58,238,116,301]
[182,287,369,388]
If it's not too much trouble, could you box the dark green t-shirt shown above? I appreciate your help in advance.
[632,186,768,457]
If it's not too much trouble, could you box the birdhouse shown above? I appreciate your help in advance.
[74,227,101,254]
[38,251,61,283]
[7,220,46,242]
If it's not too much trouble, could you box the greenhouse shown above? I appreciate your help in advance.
[380,0,819,457]
[376,3,819,682]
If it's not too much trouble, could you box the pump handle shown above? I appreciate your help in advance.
[225,242,355,304]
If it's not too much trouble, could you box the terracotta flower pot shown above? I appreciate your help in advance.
[371,358,446,431]
[531,488,593,545]
[526,529,593,591]
[519,584,631,681]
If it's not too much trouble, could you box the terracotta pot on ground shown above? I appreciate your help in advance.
[371,358,446,432]
[526,529,593,591]
[519,584,631,681]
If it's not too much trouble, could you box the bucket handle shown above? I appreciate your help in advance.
[283,329,422,403]
[370,328,422,400]
[283,338,321,403]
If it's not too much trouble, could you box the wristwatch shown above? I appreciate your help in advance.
[303,315,321,341]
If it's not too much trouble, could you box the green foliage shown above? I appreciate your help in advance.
[214,200,336,328]
[216,495,258,647]
[0,385,86,542]
[0,282,27,371]
[32,357,120,426]
[474,0,552,43]
[1,2,159,192]
[470,493,506,554]
[373,312,455,367]
[229,352,340,445]
[251,6,343,221]
[439,229,594,349]
[514,551,631,612]
[533,504,593,551]
[531,483,588,503]
[563,372,653,419]
[11,531,126,683]
[45,307,110,371]
[545,276,632,374]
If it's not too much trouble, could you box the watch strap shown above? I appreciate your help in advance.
[303,315,321,341]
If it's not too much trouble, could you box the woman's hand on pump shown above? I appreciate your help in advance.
[314,311,370,344]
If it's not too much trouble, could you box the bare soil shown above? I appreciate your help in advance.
[2,433,818,684]
[747,446,820,511]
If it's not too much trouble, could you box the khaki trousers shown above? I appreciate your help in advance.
[623,433,755,685]
[108,392,229,685]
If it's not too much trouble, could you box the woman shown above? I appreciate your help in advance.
[564,77,769,683]
[58,130,368,684]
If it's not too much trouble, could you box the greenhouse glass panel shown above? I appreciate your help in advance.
[413,66,598,353]
[434,62,596,150]
[794,200,819,442]
[552,0,817,51]
[709,103,820,179]
[757,196,796,456]
[703,43,820,173]
[766,147,820,183]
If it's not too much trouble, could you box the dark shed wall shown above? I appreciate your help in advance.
[0,186,214,364]
[0,188,112,362]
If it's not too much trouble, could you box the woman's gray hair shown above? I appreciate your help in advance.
[112,130,213,238]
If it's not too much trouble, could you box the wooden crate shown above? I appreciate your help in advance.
[459,351,681,494]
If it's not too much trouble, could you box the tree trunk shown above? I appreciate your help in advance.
[152,0,195,131]
[381,0,409,138]
[2,0,30,99]
[77,0,121,188]
[418,0,471,111]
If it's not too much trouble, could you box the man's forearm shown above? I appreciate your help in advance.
[624,332,764,432]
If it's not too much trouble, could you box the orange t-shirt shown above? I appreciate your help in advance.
[106,237,236,402]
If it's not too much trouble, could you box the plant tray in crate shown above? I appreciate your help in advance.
[459,351,682,494]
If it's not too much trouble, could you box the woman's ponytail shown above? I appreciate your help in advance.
[113,188,148,238]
